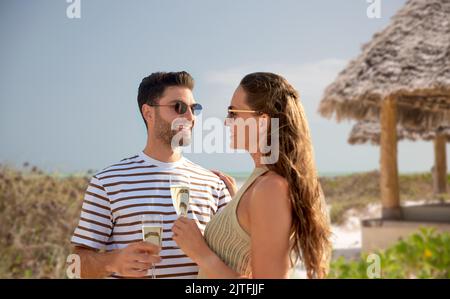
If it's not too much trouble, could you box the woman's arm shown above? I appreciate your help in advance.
[249,173,292,278]
[196,245,247,279]
[172,217,247,278]
[172,172,292,279]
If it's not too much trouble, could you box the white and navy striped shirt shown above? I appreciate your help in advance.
[71,151,232,278]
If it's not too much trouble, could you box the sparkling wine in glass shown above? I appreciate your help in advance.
[170,174,190,217]
[141,214,163,279]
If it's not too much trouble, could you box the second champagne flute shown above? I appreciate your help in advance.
[141,214,163,279]
[169,173,190,217]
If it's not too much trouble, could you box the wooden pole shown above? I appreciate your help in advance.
[433,134,447,194]
[379,96,402,219]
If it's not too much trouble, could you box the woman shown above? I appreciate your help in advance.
[172,72,331,279]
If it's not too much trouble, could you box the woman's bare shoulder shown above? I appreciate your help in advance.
[257,171,288,190]
[251,171,290,205]
[248,170,292,228]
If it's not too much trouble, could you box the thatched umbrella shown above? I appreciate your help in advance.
[348,121,450,144]
[318,0,450,219]
[348,121,449,193]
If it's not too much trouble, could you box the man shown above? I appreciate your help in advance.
[71,71,232,278]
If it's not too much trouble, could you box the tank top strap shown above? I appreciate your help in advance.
[232,167,270,206]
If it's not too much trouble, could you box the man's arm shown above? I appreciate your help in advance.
[73,242,161,278]
[71,176,160,278]
[73,246,116,278]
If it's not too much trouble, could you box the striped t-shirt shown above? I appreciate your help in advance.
[71,151,232,279]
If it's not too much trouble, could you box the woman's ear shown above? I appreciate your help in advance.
[258,114,270,133]
[260,113,270,120]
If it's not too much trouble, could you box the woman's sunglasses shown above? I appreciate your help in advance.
[227,106,262,119]
[150,101,203,116]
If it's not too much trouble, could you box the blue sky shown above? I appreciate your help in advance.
[1,0,446,174]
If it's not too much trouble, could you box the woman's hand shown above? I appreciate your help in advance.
[172,217,211,264]
[172,218,247,279]
[211,170,237,197]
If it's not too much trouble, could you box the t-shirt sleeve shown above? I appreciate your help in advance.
[214,180,233,214]
[71,176,113,251]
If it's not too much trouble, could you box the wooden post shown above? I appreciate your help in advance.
[379,96,402,219]
[433,134,447,194]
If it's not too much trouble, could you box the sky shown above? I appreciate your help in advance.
[1,0,447,175]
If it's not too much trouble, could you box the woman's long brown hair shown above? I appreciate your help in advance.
[240,72,331,278]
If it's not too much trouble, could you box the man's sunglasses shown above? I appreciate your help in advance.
[149,101,203,116]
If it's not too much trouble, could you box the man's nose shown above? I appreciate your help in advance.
[184,106,195,121]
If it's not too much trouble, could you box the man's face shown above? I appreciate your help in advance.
[147,86,196,148]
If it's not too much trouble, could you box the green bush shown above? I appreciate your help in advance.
[328,227,450,278]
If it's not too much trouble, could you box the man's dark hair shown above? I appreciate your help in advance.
[137,71,195,129]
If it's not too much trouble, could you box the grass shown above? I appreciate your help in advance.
[0,165,87,278]
[321,171,450,224]
[0,164,448,278]
[328,228,450,278]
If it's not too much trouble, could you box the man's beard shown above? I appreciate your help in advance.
[155,111,192,148]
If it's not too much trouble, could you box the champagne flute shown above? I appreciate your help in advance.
[169,173,190,217]
[141,214,163,279]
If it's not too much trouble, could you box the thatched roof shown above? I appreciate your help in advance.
[348,121,450,145]
[318,0,450,129]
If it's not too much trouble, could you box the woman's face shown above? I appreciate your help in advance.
[227,86,268,152]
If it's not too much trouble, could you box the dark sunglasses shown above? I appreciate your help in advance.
[150,101,203,116]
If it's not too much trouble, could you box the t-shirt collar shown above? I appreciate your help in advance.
[139,151,185,169]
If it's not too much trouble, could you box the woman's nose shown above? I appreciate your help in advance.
[224,117,233,127]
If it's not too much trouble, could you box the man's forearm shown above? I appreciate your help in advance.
[74,246,117,278]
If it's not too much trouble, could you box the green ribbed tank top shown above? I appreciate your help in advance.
[198,167,269,278]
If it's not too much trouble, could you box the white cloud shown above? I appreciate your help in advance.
[202,58,348,123]
[204,58,347,97]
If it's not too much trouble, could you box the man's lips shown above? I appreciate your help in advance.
[172,118,193,132]
[175,125,192,131]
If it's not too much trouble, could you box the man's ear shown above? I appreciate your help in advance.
[142,103,153,124]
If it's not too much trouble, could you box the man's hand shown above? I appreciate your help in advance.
[74,241,162,278]
[107,241,162,278]
[211,170,237,197]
